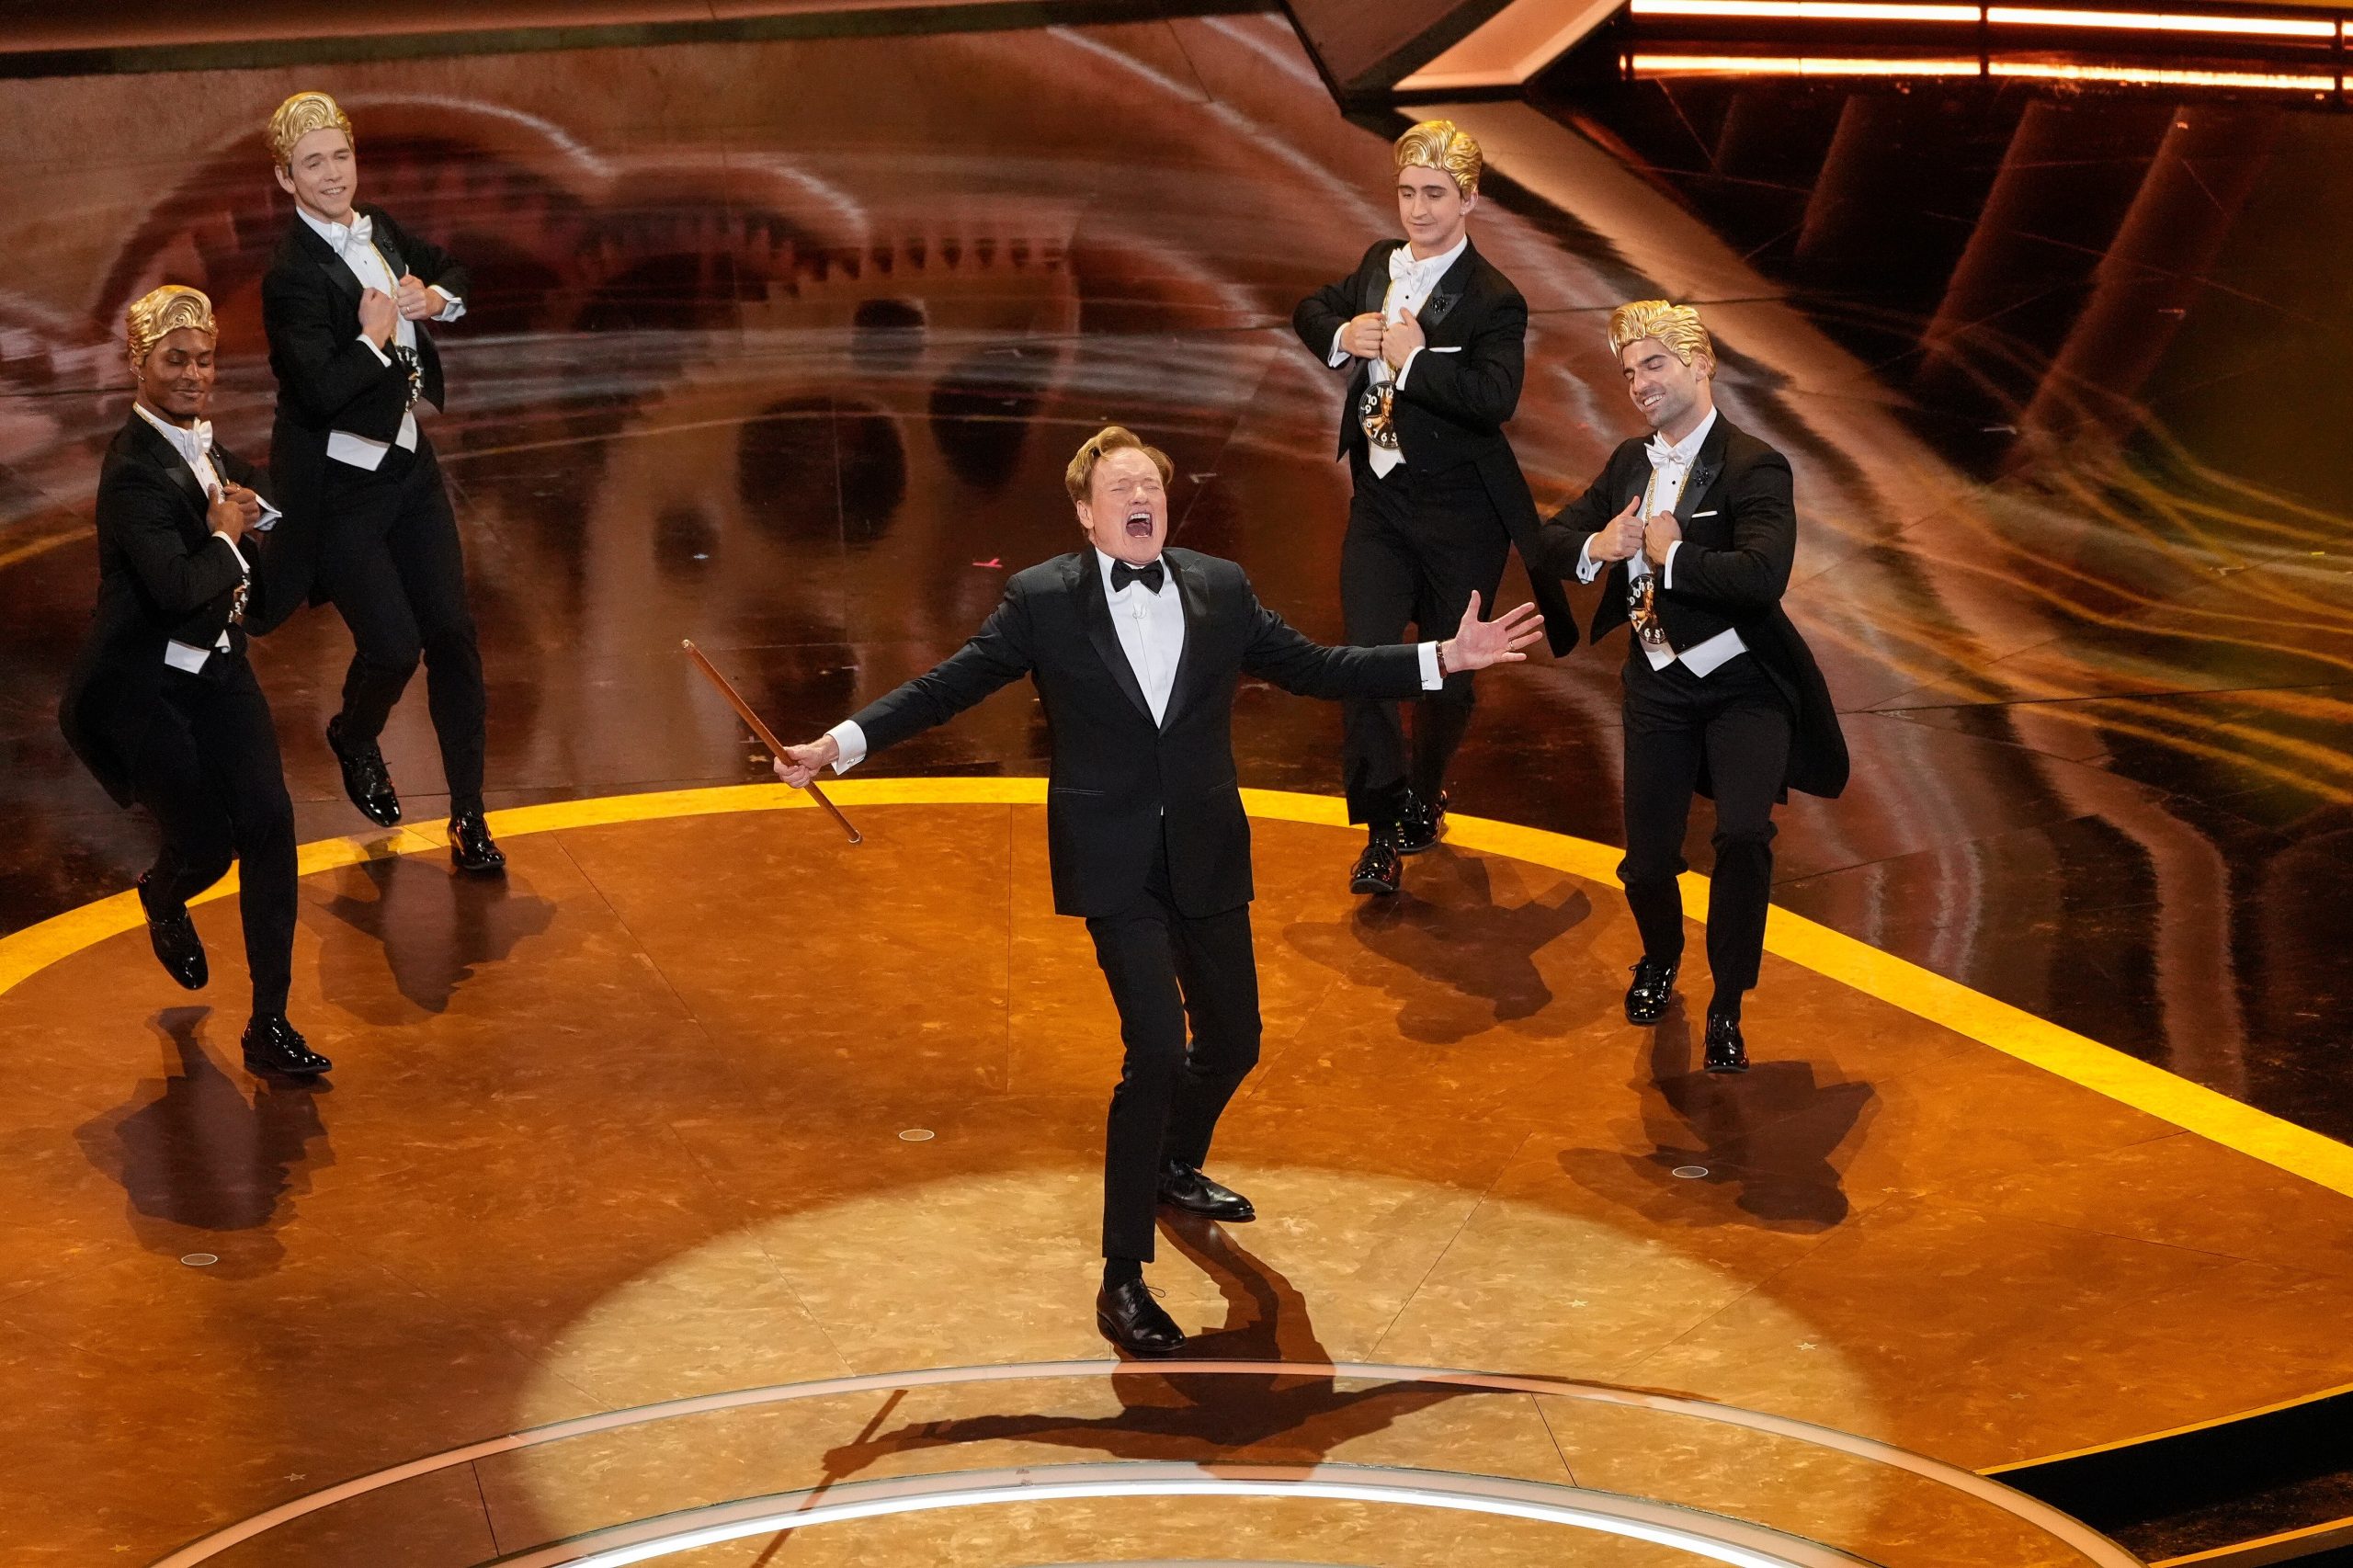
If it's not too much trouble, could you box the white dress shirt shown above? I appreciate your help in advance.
[1326,234,1469,480]
[824,551,1446,773]
[132,402,278,674]
[298,206,466,472]
[1575,407,1748,676]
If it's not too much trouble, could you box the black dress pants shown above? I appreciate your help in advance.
[1085,833,1262,1262]
[1619,652,1792,1002]
[133,659,299,1017]
[1338,454,1510,825]
[317,437,487,814]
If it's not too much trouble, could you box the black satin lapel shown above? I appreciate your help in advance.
[128,415,210,521]
[1676,459,1722,525]
[1159,558,1214,732]
[1676,419,1734,525]
[1074,558,1154,724]
[317,255,362,306]
[1421,243,1477,327]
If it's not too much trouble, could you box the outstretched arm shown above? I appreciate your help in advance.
[1241,588,1546,702]
[776,583,1036,786]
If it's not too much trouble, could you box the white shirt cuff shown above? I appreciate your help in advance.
[1327,324,1351,368]
[250,500,282,535]
[825,719,869,774]
[212,531,250,573]
[1664,539,1683,591]
[1575,537,1605,585]
[1416,641,1444,689]
[1392,346,1426,392]
[358,333,392,367]
[433,290,466,323]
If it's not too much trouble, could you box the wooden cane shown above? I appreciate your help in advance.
[682,639,862,845]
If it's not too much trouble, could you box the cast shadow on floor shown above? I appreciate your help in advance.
[74,1006,333,1277]
[1284,846,1593,1044]
[314,851,554,1017]
[818,1214,1501,1479]
[1562,1004,1878,1232]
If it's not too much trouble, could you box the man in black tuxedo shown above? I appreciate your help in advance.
[59,286,330,1078]
[1293,119,1575,898]
[1536,301,1847,1074]
[259,90,504,875]
[775,426,1542,1356]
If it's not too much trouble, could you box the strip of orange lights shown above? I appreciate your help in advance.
[1988,5,2334,33]
[1630,49,2343,85]
[1629,50,1984,68]
[1630,0,2344,37]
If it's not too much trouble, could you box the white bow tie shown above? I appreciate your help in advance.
[162,418,213,472]
[1388,245,1448,291]
[328,212,373,255]
[1644,436,1690,472]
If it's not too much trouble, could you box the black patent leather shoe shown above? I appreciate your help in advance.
[1624,956,1679,1026]
[1096,1278,1186,1358]
[137,872,207,991]
[326,715,401,827]
[1158,1162,1256,1222]
[1704,1012,1749,1074]
[1395,790,1448,855]
[449,809,506,875]
[1349,833,1402,896]
[242,1014,332,1078]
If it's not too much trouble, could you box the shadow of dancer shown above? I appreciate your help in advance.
[1563,1006,1876,1231]
[820,1214,1497,1477]
[74,1006,332,1276]
[1285,846,1591,1043]
[318,851,553,1016]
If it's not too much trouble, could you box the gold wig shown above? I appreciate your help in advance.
[1393,119,1482,197]
[1608,300,1715,370]
[125,284,216,367]
[267,90,355,168]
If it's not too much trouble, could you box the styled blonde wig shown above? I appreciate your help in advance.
[267,90,355,168]
[1064,425,1173,505]
[1393,119,1482,197]
[126,284,217,368]
[1608,300,1715,370]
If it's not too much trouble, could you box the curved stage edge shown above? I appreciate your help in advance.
[7,779,2347,1200]
[7,782,2353,1565]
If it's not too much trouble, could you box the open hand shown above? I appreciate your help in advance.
[395,273,442,322]
[1340,312,1386,359]
[773,734,841,789]
[1439,591,1547,674]
[1382,305,1426,370]
[1589,494,1643,562]
[1643,510,1682,568]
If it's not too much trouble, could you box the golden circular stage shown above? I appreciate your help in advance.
[7,784,2353,1566]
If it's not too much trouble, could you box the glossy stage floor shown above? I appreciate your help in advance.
[9,787,2352,1566]
[4,6,2353,1566]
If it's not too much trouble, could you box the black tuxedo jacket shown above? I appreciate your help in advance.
[60,414,296,806]
[851,548,1426,918]
[1293,237,1575,656]
[1535,414,1848,800]
[262,205,470,595]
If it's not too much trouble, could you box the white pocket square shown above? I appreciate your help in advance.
[1429,346,1463,353]
[1692,509,1719,517]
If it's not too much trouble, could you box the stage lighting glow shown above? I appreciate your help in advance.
[1631,51,1984,71]
[1631,0,1981,20]
[1986,6,2336,35]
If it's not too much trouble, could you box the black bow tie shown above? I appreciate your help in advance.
[1110,559,1165,596]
